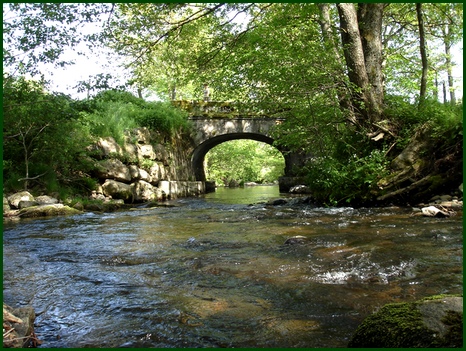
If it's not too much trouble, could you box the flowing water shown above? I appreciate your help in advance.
[3,186,463,348]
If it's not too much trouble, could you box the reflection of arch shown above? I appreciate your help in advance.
[191,132,288,181]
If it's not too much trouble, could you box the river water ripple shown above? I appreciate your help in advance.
[3,186,463,347]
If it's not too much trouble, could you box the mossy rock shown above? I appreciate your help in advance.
[18,204,82,218]
[348,295,463,348]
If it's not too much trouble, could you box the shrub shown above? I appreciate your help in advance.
[82,90,190,144]
[305,149,390,206]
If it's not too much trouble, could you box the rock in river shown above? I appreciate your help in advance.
[348,295,463,348]
[18,204,82,218]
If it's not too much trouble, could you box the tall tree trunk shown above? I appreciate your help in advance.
[443,81,447,104]
[416,3,428,104]
[336,3,383,125]
[443,24,456,104]
[170,84,177,100]
[317,3,356,125]
[357,3,385,107]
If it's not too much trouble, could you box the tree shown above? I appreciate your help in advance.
[416,3,428,104]
[428,3,463,104]
[382,3,462,103]
[2,76,91,191]
[336,3,385,125]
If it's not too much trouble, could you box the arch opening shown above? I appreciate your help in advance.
[192,133,288,183]
[205,139,285,187]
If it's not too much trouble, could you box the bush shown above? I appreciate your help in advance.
[305,149,390,206]
[135,101,190,136]
[82,90,190,143]
[3,76,93,194]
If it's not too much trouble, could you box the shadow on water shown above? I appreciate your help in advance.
[3,186,463,347]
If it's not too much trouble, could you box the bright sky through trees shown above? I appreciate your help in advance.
[8,4,462,101]
[41,34,464,101]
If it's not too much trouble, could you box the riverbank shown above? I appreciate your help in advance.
[3,183,463,221]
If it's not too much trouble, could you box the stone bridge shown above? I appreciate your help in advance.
[173,101,307,191]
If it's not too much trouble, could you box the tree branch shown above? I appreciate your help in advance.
[130,3,227,66]
[18,171,48,182]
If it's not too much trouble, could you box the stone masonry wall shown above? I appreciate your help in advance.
[88,127,203,202]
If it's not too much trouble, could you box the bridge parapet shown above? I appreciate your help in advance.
[172,100,264,118]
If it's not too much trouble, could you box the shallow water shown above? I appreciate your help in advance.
[3,186,463,347]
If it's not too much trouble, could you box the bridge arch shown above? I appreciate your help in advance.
[192,132,288,182]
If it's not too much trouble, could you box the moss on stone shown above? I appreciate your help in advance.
[348,295,463,348]
[18,204,82,218]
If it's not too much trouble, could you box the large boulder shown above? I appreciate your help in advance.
[18,200,39,209]
[35,195,59,205]
[18,204,82,218]
[149,163,167,183]
[128,165,152,183]
[153,143,169,161]
[125,127,151,144]
[102,180,133,202]
[7,191,35,209]
[131,180,158,202]
[123,143,141,161]
[3,196,11,212]
[89,136,123,159]
[138,144,156,160]
[96,159,131,182]
[348,295,463,348]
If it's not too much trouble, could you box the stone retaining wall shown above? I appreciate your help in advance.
[89,127,203,201]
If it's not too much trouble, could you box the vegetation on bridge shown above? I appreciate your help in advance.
[3,3,463,206]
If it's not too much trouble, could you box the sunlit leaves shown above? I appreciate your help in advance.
[382,3,463,100]
[205,140,285,185]
[3,3,110,77]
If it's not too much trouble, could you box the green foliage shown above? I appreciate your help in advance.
[80,101,139,145]
[304,149,390,206]
[80,90,189,144]
[384,95,463,151]
[135,101,189,136]
[421,100,463,141]
[2,76,93,193]
[205,140,285,186]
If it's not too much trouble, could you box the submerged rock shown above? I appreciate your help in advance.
[267,198,288,206]
[284,235,308,245]
[348,295,463,348]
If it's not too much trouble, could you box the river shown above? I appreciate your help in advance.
[3,186,463,347]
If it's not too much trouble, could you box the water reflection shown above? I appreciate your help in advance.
[3,186,463,347]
